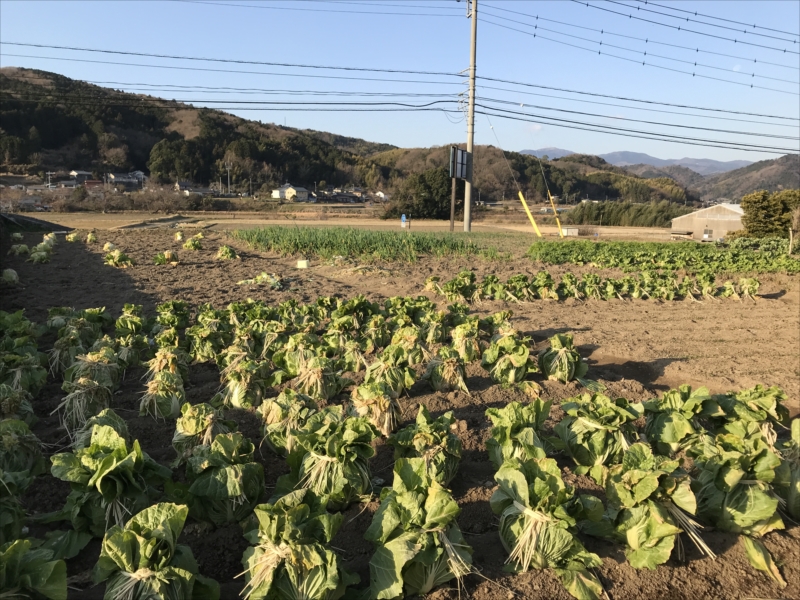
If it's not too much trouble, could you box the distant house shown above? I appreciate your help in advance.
[129,170,147,183]
[671,203,743,241]
[58,181,78,189]
[108,173,138,188]
[332,193,360,203]
[271,183,309,202]
[174,181,194,192]
[375,191,390,201]
[70,170,92,183]
[84,180,104,190]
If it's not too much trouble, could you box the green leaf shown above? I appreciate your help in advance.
[556,567,603,600]
[741,536,786,588]
[368,531,421,599]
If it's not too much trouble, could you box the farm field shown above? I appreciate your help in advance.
[1,225,799,600]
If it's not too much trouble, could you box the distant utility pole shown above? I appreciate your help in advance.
[226,163,231,194]
[463,0,478,232]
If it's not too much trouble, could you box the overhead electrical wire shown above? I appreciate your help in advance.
[11,88,796,141]
[481,2,798,70]
[4,49,797,122]
[8,73,795,129]
[4,90,795,154]
[481,18,799,95]
[0,42,463,77]
[178,0,458,17]
[481,8,798,85]
[608,0,798,43]
[573,1,800,54]
[0,53,464,86]
[631,0,800,38]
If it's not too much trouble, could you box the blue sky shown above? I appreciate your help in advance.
[1,0,798,163]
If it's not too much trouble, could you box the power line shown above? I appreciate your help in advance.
[0,42,463,77]
[5,54,796,122]
[481,18,799,95]
[475,103,798,153]
[0,53,464,86]
[4,90,795,154]
[632,0,800,38]
[481,8,798,85]
[475,109,795,155]
[481,2,797,70]
[609,0,799,44]
[573,1,800,55]
[11,88,796,141]
[9,73,795,129]
[178,0,459,17]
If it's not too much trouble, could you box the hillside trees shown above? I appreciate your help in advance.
[564,200,692,228]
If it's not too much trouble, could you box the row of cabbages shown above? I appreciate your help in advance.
[1,295,797,600]
[427,269,760,303]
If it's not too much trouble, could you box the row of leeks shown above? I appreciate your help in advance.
[483,384,798,599]
[427,269,761,304]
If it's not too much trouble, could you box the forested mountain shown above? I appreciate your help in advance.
[688,154,800,202]
[0,67,398,191]
[0,68,700,203]
[622,164,706,189]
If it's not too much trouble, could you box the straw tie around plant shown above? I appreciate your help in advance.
[108,568,158,600]
[507,500,553,572]
[239,542,293,600]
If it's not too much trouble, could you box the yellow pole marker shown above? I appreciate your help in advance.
[548,190,565,238]
[518,191,542,237]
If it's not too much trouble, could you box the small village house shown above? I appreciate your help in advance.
[671,203,744,241]
[271,183,309,202]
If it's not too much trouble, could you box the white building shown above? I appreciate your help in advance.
[671,203,744,241]
[271,183,309,202]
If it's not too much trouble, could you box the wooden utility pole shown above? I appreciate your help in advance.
[463,0,478,232]
[450,176,456,232]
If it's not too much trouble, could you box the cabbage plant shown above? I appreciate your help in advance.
[0,470,27,545]
[592,443,712,569]
[485,400,550,468]
[422,346,469,394]
[553,393,643,483]
[388,405,461,486]
[366,458,473,599]
[172,402,236,466]
[293,356,350,401]
[48,425,170,537]
[0,539,67,600]
[140,371,184,420]
[364,345,415,399]
[257,389,317,457]
[73,408,129,451]
[349,382,401,437]
[538,333,599,390]
[450,320,481,362]
[179,433,264,526]
[92,503,219,600]
[481,335,538,386]
[491,457,604,600]
[274,407,378,511]
[775,419,800,520]
[240,490,357,600]
[0,384,36,425]
[0,419,46,478]
[690,420,786,587]
[643,385,713,455]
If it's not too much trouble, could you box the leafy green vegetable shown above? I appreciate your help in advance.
[593,443,710,569]
[712,384,789,427]
[481,335,538,386]
[216,245,239,260]
[0,470,27,546]
[240,489,357,600]
[0,539,67,600]
[538,333,596,389]
[364,345,416,399]
[293,356,350,401]
[274,407,378,511]
[219,358,282,409]
[422,346,469,394]
[172,403,236,466]
[53,377,112,439]
[0,384,36,425]
[0,419,46,478]
[140,371,185,420]
[485,400,550,469]
[553,393,644,483]
[257,390,317,457]
[179,433,264,526]
[491,457,604,600]
[92,502,219,600]
[366,457,473,599]
[775,419,800,520]
[450,320,481,363]
[643,385,712,455]
[48,425,171,537]
[690,420,786,587]
[348,382,401,437]
[388,405,461,486]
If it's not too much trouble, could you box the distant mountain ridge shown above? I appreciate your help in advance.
[521,148,753,175]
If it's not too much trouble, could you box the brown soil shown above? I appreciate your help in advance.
[2,228,798,600]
